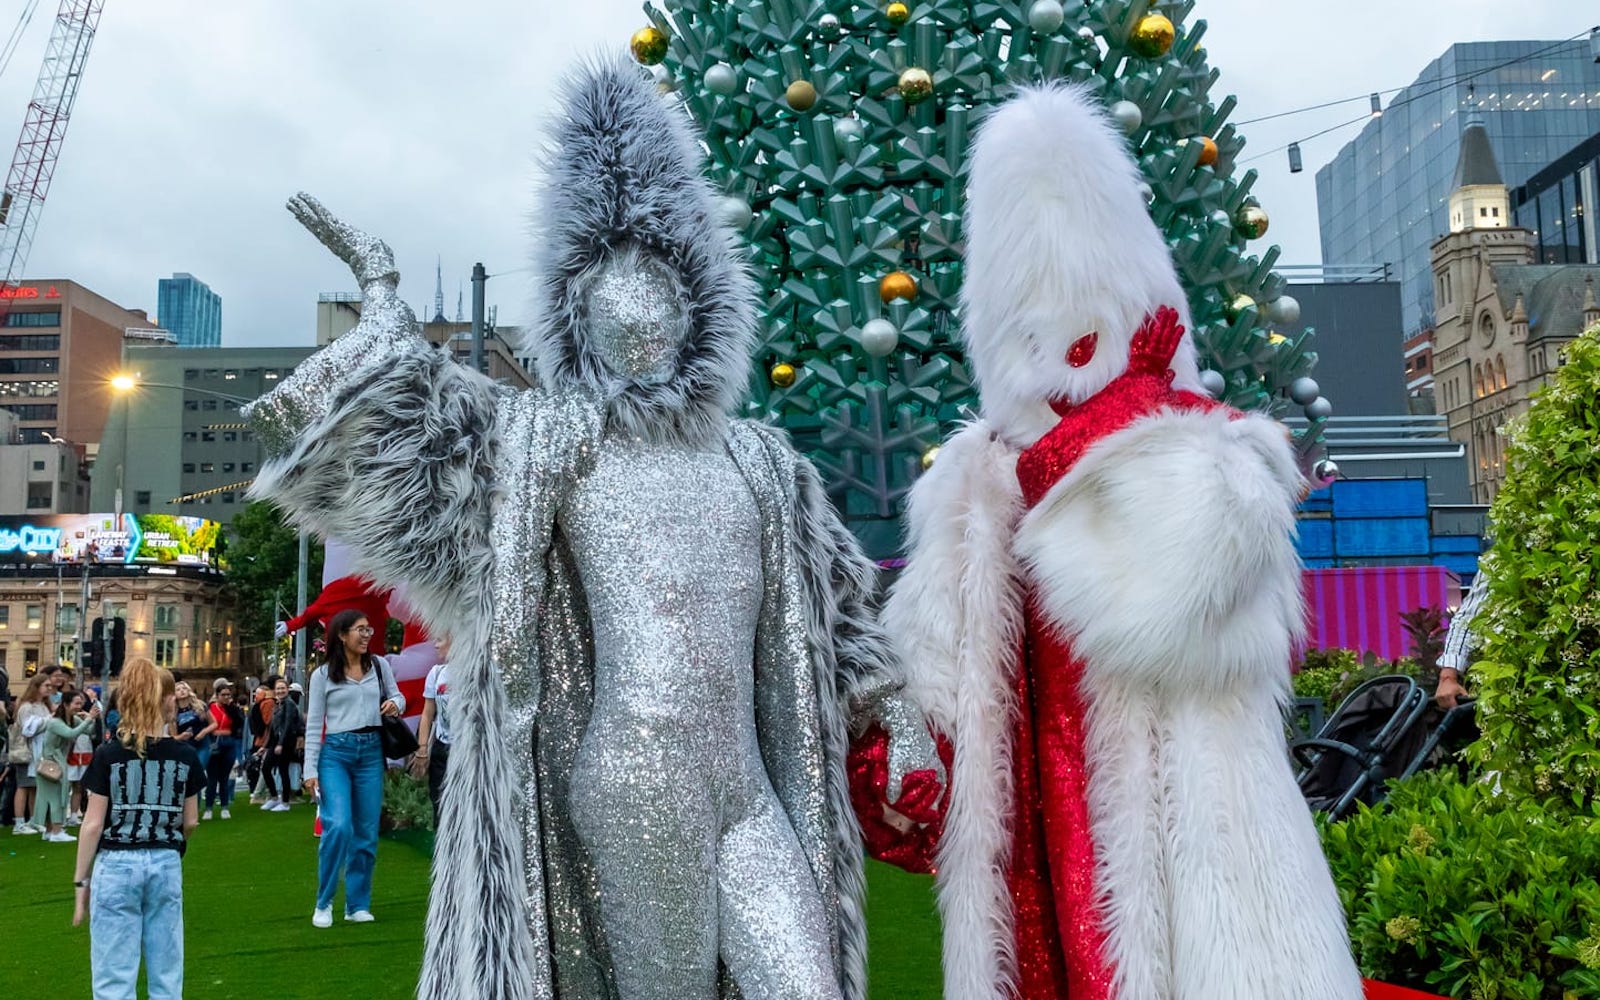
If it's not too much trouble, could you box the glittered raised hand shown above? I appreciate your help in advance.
[286,192,398,286]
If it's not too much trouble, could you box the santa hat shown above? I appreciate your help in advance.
[961,84,1204,447]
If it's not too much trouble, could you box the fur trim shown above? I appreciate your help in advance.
[963,84,1203,449]
[525,56,758,448]
[883,421,1025,1000]
[1014,409,1306,695]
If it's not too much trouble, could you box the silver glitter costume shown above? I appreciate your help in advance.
[246,59,937,1000]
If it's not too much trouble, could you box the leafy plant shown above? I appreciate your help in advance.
[1470,323,1600,807]
[1322,770,1600,999]
[1295,648,1425,709]
[380,767,434,833]
[1400,606,1448,674]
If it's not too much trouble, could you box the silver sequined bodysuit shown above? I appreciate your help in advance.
[563,437,843,1000]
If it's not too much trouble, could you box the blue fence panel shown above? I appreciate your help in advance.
[1296,518,1334,557]
[1334,517,1432,558]
[1331,479,1429,519]
[1431,534,1483,555]
[1433,553,1481,578]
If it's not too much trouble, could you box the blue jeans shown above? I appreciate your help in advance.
[316,730,384,914]
[91,849,184,999]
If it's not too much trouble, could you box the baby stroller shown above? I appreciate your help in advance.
[1292,675,1476,819]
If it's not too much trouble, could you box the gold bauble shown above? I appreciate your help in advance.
[886,1,911,25]
[1235,204,1270,240]
[770,362,798,388]
[1268,332,1288,346]
[898,66,934,104]
[630,26,670,66]
[921,446,941,470]
[1227,293,1257,320]
[1128,13,1175,58]
[879,270,919,303]
[1194,135,1219,167]
[785,79,819,112]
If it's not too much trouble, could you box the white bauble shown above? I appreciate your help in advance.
[860,318,900,357]
[1109,99,1142,134]
[1027,0,1065,33]
[705,63,737,96]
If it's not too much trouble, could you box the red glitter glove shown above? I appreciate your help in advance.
[1126,304,1184,377]
[848,723,953,874]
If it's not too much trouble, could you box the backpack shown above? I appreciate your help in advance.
[5,719,30,766]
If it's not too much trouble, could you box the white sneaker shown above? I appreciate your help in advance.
[12,822,39,835]
[65,814,81,827]
[312,907,333,928]
[249,795,266,805]
[345,910,375,923]
[261,798,281,811]
[269,801,292,812]
[202,809,212,820]
[45,830,76,843]
[220,808,232,819]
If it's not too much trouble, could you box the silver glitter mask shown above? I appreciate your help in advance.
[584,251,687,383]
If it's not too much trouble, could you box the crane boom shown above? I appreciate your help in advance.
[0,0,105,307]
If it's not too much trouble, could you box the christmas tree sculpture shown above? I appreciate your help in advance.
[634,0,1331,557]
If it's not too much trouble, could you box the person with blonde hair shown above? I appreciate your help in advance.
[72,656,204,999]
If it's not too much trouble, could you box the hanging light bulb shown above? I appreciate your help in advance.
[1287,142,1303,174]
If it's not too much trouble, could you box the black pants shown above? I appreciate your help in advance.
[427,740,450,820]
[263,744,294,800]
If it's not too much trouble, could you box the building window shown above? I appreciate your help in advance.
[25,482,51,509]
[200,462,214,473]
[222,462,235,473]
[222,431,236,442]
[25,604,42,630]
[154,604,180,631]
[23,647,39,674]
[222,493,235,504]
[57,605,78,632]
[184,399,199,411]
[182,463,195,474]
[0,379,60,398]
[241,431,253,442]
[263,370,280,381]
[0,357,59,374]
[241,461,255,473]
[0,403,58,420]
[1495,356,1507,391]
[0,606,9,629]
[223,370,237,380]
[182,431,197,442]
[154,637,177,668]
[201,399,217,411]
[2,309,61,327]
[184,369,199,380]
[201,431,215,442]
[203,369,219,379]
[135,491,150,505]
[31,459,44,471]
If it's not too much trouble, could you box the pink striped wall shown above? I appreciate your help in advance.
[1302,567,1463,661]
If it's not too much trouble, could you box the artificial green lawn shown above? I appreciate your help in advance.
[2,802,942,998]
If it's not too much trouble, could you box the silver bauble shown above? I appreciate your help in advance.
[1289,376,1321,406]
[1109,99,1142,134]
[1312,458,1340,488]
[1076,25,1096,42]
[1027,0,1065,33]
[860,318,900,358]
[817,12,843,41]
[1267,294,1301,326]
[649,64,676,92]
[1305,396,1333,420]
[833,116,865,143]
[717,196,753,231]
[1199,369,1227,398]
[705,63,738,96]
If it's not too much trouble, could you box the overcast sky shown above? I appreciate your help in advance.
[0,1,1587,347]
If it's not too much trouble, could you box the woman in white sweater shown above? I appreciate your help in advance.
[302,607,404,928]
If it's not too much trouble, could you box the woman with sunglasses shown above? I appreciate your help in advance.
[302,608,404,928]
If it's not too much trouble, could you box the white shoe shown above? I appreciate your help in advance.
[202,809,212,820]
[45,831,76,843]
[269,801,292,812]
[220,808,232,819]
[345,910,375,923]
[249,795,266,805]
[12,822,39,835]
[65,814,81,827]
[261,798,281,810]
[312,907,333,928]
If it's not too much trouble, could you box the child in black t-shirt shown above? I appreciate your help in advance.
[72,657,204,998]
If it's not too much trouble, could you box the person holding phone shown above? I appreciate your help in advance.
[33,689,98,842]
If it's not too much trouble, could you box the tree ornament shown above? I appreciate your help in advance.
[1311,458,1340,488]
[1305,396,1333,420]
[1109,99,1142,134]
[1268,295,1301,326]
[879,271,918,303]
[1193,135,1219,167]
[1289,376,1320,406]
[785,79,819,112]
[1227,293,1256,320]
[921,446,940,470]
[1027,0,1065,34]
[1128,13,1175,58]
[1199,369,1227,398]
[630,26,670,66]
[816,12,843,42]
[897,67,934,104]
[1235,204,1270,240]
[704,62,738,97]
[650,64,676,93]
[770,362,798,388]
[717,196,753,231]
[860,318,900,357]
[833,117,865,143]
[1076,25,1096,42]
[1267,332,1288,346]
[885,1,912,26]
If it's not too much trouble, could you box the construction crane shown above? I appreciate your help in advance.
[0,0,106,316]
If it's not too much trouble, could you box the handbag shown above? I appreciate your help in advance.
[36,757,64,782]
[374,658,418,759]
[5,722,30,766]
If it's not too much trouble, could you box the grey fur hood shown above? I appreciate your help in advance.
[525,56,758,446]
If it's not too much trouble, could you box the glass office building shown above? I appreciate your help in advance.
[156,272,222,347]
[1512,131,1600,264]
[1316,40,1600,338]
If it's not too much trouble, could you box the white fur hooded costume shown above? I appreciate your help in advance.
[884,85,1363,1000]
